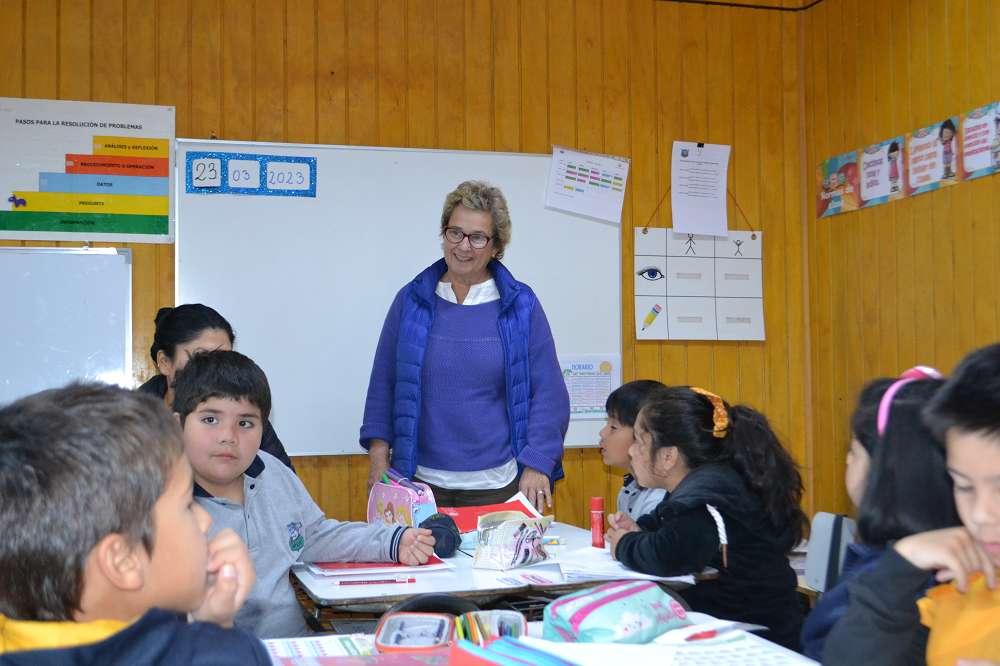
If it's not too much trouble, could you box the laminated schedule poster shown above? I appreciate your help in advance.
[558,354,622,420]
[960,103,1000,180]
[635,228,764,341]
[859,136,906,208]
[0,97,175,242]
[544,145,630,224]
[907,117,962,195]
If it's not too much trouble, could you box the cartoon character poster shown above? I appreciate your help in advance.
[907,117,962,195]
[859,136,907,207]
[816,151,860,218]
[960,102,1000,180]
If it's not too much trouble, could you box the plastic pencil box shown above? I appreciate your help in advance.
[374,612,454,652]
[367,481,438,528]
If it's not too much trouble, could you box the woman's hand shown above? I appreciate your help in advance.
[894,527,998,592]
[519,467,551,513]
[608,511,640,533]
[367,439,391,494]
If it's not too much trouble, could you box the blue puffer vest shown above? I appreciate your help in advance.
[389,258,564,486]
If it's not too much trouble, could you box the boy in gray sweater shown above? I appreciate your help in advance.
[172,351,435,639]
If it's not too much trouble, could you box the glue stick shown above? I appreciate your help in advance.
[591,497,605,548]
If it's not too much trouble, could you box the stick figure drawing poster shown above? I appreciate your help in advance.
[635,228,764,341]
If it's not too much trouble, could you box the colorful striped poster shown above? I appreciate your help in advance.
[0,97,174,242]
[816,151,860,218]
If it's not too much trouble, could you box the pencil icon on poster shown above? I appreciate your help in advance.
[642,304,662,331]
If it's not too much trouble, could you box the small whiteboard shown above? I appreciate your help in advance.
[176,139,621,456]
[0,247,132,405]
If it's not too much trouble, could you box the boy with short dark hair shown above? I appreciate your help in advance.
[600,380,668,519]
[825,343,1000,665]
[173,350,435,639]
[0,383,266,664]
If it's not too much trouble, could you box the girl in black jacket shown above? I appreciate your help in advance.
[605,386,807,651]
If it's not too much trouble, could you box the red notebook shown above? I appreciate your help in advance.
[310,554,447,572]
[438,501,534,534]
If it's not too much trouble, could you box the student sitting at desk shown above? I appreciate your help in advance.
[605,386,807,651]
[800,371,960,661]
[139,303,295,471]
[0,384,268,665]
[172,350,435,639]
[825,344,1000,666]
[599,380,668,519]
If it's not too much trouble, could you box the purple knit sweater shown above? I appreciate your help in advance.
[361,288,569,475]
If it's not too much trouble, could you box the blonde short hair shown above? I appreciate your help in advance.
[439,181,512,260]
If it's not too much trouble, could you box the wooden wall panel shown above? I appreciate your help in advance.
[803,0,1000,516]
[3,0,815,528]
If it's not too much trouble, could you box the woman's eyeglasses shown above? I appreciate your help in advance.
[444,226,492,249]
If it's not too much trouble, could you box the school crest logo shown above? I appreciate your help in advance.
[286,522,304,551]
[681,149,689,158]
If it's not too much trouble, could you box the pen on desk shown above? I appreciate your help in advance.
[331,577,416,586]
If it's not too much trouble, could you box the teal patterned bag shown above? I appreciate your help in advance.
[542,580,693,644]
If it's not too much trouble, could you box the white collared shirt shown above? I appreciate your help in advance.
[434,278,500,305]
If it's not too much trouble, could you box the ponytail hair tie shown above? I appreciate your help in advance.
[690,387,729,438]
[876,365,944,436]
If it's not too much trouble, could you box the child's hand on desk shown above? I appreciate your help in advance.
[191,528,256,628]
[398,528,436,565]
[605,526,630,561]
[608,511,640,533]
[894,527,998,592]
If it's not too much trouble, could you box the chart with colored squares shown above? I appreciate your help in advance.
[0,97,174,242]
[634,228,764,341]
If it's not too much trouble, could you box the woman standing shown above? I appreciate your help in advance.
[360,181,569,511]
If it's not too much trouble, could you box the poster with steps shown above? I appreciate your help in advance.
[0,97,174,243]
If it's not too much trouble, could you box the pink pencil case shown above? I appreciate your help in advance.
[367,481,437,528]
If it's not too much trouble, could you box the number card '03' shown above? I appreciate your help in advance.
[185,152,316,197]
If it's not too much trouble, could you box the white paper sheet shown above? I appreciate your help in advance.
[554,546,695,584]
[670,141,731,237]
[545,145,630,224]
[263,634,374,660]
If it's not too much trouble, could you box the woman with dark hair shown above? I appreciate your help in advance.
[604,386,807,651]
[800,371,961,661]
[138,304,295,471]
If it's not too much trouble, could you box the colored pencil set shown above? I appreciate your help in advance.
[453,611,525,648]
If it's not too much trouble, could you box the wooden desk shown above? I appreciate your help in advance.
[292,522,703,613]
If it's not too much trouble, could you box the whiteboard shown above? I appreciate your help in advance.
[176,139,620,456]
[0,247,131,405]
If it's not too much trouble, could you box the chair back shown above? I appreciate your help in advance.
[804,512,856,593]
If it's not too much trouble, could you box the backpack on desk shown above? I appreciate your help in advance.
[367,481,438,528]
